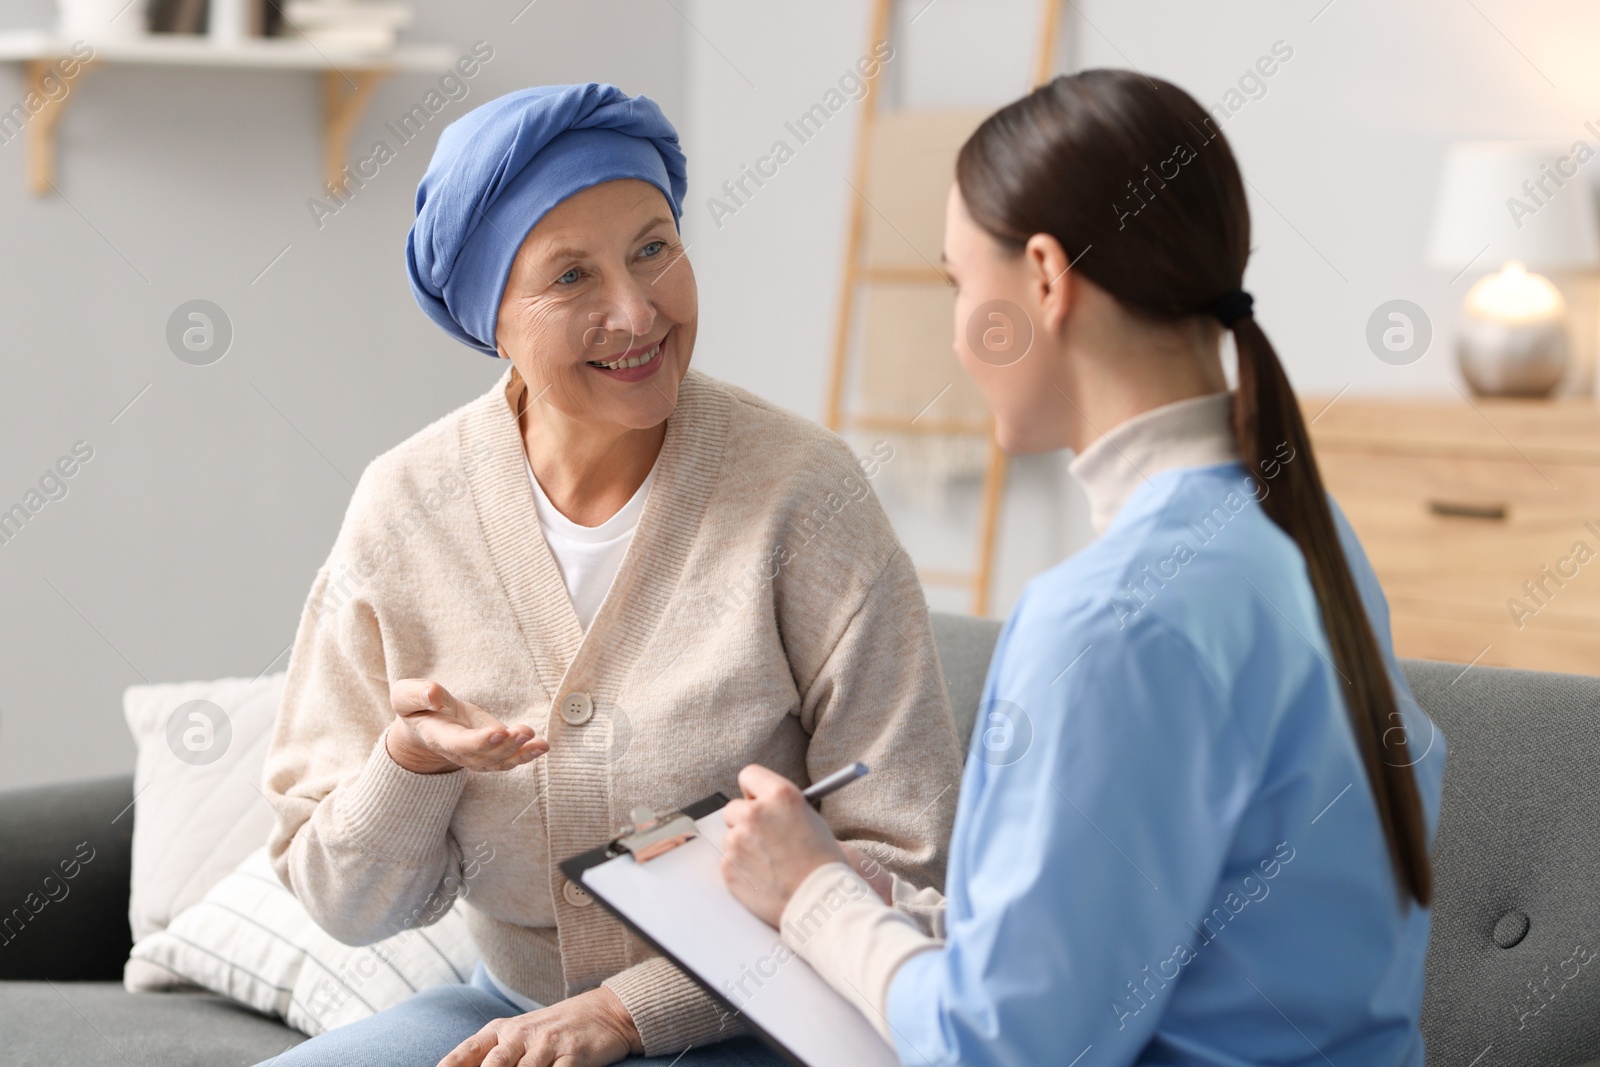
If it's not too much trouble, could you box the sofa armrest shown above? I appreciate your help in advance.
[0,774,134,981]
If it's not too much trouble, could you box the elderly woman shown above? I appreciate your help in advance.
[257,83,961,1067]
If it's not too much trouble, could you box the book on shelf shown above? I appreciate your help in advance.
[146,0,205,33]
[282,1,414,53]
[297,25,399,51]
[259,0,285,36]
[282,1,414,27]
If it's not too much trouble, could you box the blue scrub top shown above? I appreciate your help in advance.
[887,460,1446,1066]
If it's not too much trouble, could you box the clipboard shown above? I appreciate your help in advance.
[560,794,901,1067]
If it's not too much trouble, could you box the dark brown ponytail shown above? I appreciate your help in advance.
[955,70,1431,908]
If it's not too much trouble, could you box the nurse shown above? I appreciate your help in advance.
[720,69,1446,1065]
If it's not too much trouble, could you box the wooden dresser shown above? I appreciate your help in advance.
[1303,396,1600,676]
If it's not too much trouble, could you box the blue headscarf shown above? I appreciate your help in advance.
[406,83,688,356]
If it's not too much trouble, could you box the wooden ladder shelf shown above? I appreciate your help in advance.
[824,0,1064,616]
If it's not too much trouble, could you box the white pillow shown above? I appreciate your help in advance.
[130,846,481,1036]
[121,671,286,964]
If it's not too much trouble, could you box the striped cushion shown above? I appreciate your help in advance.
[121,672,287,947]
[129,847,480,1036]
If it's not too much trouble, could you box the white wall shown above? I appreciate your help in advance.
[0,0,687,789]
[680,0,1600,616]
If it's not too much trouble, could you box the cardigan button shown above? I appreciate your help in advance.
[560,692,594,726]
[563,879,595,908]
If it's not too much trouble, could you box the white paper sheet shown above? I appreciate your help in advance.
[581,809,901,1067]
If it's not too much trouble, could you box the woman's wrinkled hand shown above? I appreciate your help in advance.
[436,987,643,1067]
[386,678,549,775]
[720,765,850,927]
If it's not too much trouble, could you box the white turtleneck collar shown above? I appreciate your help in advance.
[1067,391,1241,536]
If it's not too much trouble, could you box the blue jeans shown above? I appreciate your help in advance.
[255,960,783,1067]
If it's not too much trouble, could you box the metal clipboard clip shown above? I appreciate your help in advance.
[606,793,731,863]
[610,804,701,863]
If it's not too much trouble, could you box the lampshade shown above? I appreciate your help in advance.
[1426,141,1600,272]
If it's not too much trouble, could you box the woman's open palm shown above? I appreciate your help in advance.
[386,678,549,774]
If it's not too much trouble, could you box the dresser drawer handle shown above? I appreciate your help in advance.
[1427,500,1508,521]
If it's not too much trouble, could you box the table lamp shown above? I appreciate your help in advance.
[1427,141,1600,396]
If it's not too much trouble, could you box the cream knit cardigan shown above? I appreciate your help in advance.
[261,365,964,1055]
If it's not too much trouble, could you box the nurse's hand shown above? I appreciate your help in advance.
[721,764,850,926]
[436,987,642,1067]
[386,678,549,775]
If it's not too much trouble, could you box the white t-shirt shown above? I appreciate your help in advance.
[484,963,544,1014]
[526,456,658,631]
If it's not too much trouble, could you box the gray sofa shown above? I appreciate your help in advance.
[3,611,1599,1065]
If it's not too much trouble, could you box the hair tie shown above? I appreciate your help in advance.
[1210,290,1254,329]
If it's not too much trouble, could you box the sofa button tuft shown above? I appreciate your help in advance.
[1493,910,1530,948]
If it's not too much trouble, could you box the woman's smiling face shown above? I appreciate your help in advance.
[495,178,697,430]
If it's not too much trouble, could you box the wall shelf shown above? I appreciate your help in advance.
[0,31,456,195]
